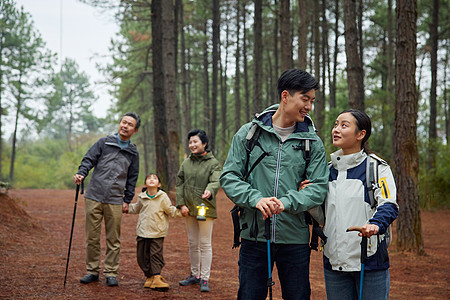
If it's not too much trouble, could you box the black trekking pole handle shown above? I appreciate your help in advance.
[64,181,84,288]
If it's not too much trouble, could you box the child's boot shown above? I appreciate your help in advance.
[150,275,170,291]
[144,276,154,288]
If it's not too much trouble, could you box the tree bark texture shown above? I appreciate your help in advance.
[161,0,179,193]
[343,0,365,110]
[280,0,293,72]
[298,0,309,71]
[151,0,170,189]
[394,0,425,255]
[211,0,220,153]
[427,0,438,170]
[253,0,263,114]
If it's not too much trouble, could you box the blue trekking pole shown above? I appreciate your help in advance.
[264,218,275,300]
[347,226,367,300]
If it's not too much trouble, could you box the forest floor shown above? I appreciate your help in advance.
[0,189,449,299]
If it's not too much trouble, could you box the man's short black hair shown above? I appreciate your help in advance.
[277,68,320,100]
[121,112,141,129]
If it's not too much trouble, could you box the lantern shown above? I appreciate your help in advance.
[196,202,209,221]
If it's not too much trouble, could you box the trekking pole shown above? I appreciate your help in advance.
[264,218,275,300]
[346,226,367,300]
[64,181,84,288]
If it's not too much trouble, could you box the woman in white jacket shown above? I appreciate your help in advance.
[304,109,398,300]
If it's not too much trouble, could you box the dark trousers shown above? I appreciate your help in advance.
[136,236,165,277]
[237,239,311,300]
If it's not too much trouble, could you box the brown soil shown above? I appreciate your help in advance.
[0,189,449,299]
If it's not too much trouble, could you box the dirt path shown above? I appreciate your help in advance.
[0,189,449,299]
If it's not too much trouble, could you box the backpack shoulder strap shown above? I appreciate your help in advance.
[366,153,388,208]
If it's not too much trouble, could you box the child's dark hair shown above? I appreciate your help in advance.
[277,68,319,100]
[340,109,372,153]
[141,173,162,192]
[187,129,209,151]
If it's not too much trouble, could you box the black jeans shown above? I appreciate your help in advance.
[237,239,311,300]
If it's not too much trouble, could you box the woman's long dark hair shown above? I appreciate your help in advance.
[339,109,372,153]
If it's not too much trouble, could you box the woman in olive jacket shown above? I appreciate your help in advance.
[176,129,222,292]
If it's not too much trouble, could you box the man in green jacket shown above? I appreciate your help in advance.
[220,69,328,300]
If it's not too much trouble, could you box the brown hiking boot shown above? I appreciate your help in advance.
[150,275,170,291]
[143,276,154,288]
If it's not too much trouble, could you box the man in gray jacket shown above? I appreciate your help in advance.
[73,112,140,287]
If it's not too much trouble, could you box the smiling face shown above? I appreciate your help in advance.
[282,89,315,126]
[118,116,138,141]
[189,135,207,154]
[332,112,366,155]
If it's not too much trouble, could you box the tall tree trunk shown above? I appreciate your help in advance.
[280,0,293,71]
[178,0,190,155]
[162,0,179,193]
[343,0,365,110]
[243,1,251,121]
[427,0,439,170]
[253,0,263,114]
[0,32,4,182]
[273,0,279,102]
[445,40,449,145]
[203,21,210,133]
[320,0,328,136]
[313,0,323,136]
[383,0,394,155]
[221,3,230,152]
[235,1,242,133]
[298,0,309,70]
[211,0,220,153]
[329,0,339,109]
[394,0,424,255]
[10,90,21,185]
[151,0,170,191]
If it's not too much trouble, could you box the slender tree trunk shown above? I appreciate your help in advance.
[445,40,449,145]
[221,3,230,151]
[161,0,179,193]
[394,0,425,255]
[280,0,293,71]
[235,1,242,133]
[0,33,4,182]
[330,0,339,109]
[243,2,251,121]
[253,0,263,114]
[210,0,220,153]
[321,0,328,131]
[10,91,21,185]
[298,0,309,71]
[427,0,439,170]
[151,0,170,190]
[178,0,190,155]
[343,0,365,110]
[313,0,323,137]
[203,21,210,133]
[273,0,279,101]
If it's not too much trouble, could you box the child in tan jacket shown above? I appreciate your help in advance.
[128,173,182,291]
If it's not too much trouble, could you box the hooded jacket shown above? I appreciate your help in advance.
[323,149,399,272]
[77,133,139,204]
[176,152,222,218]
[220,105,329,244]
[128,190,181,238]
